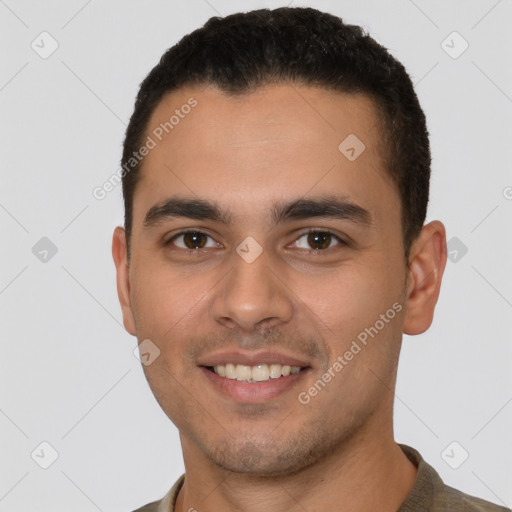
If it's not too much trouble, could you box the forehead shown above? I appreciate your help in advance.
[145,83,384,158]
[132,83,396,226]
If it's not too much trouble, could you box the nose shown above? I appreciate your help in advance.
[211,251,294,333]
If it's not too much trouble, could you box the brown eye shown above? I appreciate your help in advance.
[307,232,332,250]
[294,230,344,251]
[169,231,217,250]
[183,232,207,249]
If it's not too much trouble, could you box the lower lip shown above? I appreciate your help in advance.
[200,367,309,403]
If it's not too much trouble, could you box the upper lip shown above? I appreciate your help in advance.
[197,350,310,368]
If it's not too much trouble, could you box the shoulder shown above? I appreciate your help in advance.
[436,483,510,512]
[398,444,510,512]
[130,501,162,512]
[127,474,185,512]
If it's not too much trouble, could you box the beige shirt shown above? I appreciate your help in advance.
[131,444,510,511]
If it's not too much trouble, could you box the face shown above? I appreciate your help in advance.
[113,83,445,477]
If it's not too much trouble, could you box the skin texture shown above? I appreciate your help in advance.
[112,83,447,511]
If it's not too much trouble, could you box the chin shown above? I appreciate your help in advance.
[200,427,335,478]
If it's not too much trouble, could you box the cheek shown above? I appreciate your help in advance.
[130,260,210,341]
[132,266,209,412]
[296,261,401,340]
[299,265,403,407]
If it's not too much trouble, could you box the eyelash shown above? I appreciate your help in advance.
[165,228,348,254]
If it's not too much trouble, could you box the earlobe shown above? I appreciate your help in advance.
[112,226,136,336]
[403,221,447,336]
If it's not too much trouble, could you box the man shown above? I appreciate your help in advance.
[112,7,509,512]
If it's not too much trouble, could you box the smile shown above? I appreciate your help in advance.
[208,363,304,383]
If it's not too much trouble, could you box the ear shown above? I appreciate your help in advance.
[403,220,447,335]
[112,226,136,336]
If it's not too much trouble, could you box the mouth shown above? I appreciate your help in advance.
[199,353,311,403]
[205,363,306,383]
[197,351,311,402]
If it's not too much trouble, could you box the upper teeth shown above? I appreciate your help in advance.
[213,363,302,382]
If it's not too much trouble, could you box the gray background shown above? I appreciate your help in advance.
[1,0,511,510]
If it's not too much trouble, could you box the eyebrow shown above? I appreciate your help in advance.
[143,195,372,228]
